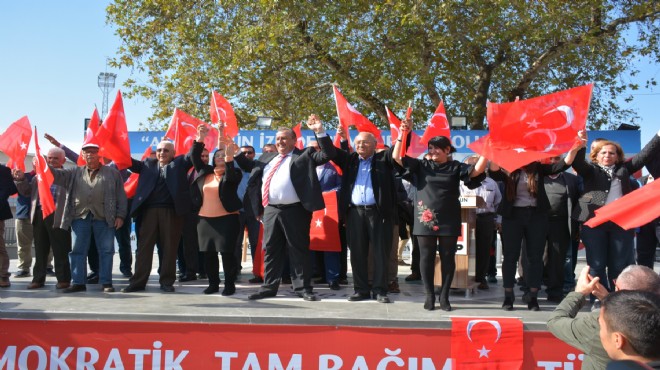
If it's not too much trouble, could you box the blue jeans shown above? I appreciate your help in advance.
[70,214,115,285]
[582,222,635,291]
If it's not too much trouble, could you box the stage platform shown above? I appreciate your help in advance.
[0,253,601,330]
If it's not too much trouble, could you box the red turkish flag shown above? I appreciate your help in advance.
[386,106,426,158]
[78,108,101,166]
[292,122,305,150]
[95,91,132,170]
[209,91,239,138]
[32,127,55,218]
[420,100,452,146]
[332,86,385,148]
[309,191,341,252]
[0,116,32,171]
[252,224,264,279]
[123,147,153,199]
[585,179,660,230]
[165,108,218,156]
[470,85,592,172]
[451,317,523,370]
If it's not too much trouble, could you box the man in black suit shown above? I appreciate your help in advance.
[543,155,582,302]
[122,140,193,293]
[0,163,17,288]
[235,115,335,301]
[332,126,398,303]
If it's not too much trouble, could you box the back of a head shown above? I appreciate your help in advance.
[602,290,660,360]
[617,265,660,294]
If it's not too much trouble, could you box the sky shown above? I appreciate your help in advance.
[1,1,659,153]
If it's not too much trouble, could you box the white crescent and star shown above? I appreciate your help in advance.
[522,129,557,152]
[543,105,574,131]
[466,319,503,360]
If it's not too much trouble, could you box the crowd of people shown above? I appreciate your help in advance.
[0,117,658,312]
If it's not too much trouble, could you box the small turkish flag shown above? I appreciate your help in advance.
[451,317,523,370]
[252,224,264,279]
[78,108,101,166]
[165,108,217,155]
[0,116,32,171]
[473,85,592,172]
[33,127,56,218]
[585,179,660,230]
[292,122,305,150]
[386,106,426,158]
[309,191,341,252]
[95,91,132,170]
[332,86,385,148]
[420,100,451,146]
[210,90,239,138]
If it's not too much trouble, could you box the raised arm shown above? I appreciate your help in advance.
[306,114,336,165]
[191,125,210,172]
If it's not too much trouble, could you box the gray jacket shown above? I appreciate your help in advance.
[51,165,127,229]
[547,292,610,370]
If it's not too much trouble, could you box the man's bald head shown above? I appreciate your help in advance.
[616,265,660,294]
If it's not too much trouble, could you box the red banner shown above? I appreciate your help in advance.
[451,317,524,369]
[0,319,588,369]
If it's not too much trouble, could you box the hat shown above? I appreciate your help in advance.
[81,143,99,150]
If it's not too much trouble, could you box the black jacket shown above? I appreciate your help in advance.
[129,152,193,218]
[332,145,398,221]
[572,134,660,222]
[234,134,336,217]
[489,160,570,218]
[189,141,242,214]
[0,164,17,221]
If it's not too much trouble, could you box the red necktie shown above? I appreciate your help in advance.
[262,154,285,207]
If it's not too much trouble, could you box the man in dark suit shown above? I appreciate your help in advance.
[543,155,582,302]
[235,115,335,301]
[332,126,398,303]
[637,158,660,268]
[0,163,17,288]
[122,140,193,293]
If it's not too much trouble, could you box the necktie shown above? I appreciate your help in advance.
[262,154,285,207]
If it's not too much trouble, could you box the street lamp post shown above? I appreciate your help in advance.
[97,72,117,118]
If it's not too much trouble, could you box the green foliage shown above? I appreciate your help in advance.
[107,0,659,131]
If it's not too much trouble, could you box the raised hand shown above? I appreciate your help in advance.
[11,168,25,181]
[306,114,325,134]
[337,123,347,140]
[196,124,209,143]
[44,133,61,147]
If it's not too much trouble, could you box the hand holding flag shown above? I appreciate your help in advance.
[0,116,32,171]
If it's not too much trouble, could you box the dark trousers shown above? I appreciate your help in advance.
[418,235,457,301]
[115,216,132,274]
[582,222,635,291]
[544,217,570,296]
[636,219,660,268]
[32,210,71,284]
[339,224,348,280]
[260,203,313,294]
[501,208,548,290]
[475,214,496,282]
[487,230,499,277]
[130,208,184,288]
[346,207,392,296]
[410,235,420,275]
[234,210,261,269]
[179,212,200,276]
[88,237,98,274]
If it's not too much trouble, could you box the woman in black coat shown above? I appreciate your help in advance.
[572,130,660,295]
[393,120,488,311]
[191,126,243,295]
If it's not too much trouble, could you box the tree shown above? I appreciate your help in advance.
[107,0,660,131]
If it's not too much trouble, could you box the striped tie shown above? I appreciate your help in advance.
[262,154,285,207]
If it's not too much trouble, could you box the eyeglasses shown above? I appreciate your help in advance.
[156,148,171,153]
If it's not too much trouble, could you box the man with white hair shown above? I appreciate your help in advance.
[122,140,193,293]
[13,147,72,289]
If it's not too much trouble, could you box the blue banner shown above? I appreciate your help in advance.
[128,129,641,157]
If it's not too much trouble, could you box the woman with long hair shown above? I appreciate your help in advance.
[393,120,487,311]
[191,125,243,295]
[490,137,585,311]
[572,130,660,295]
